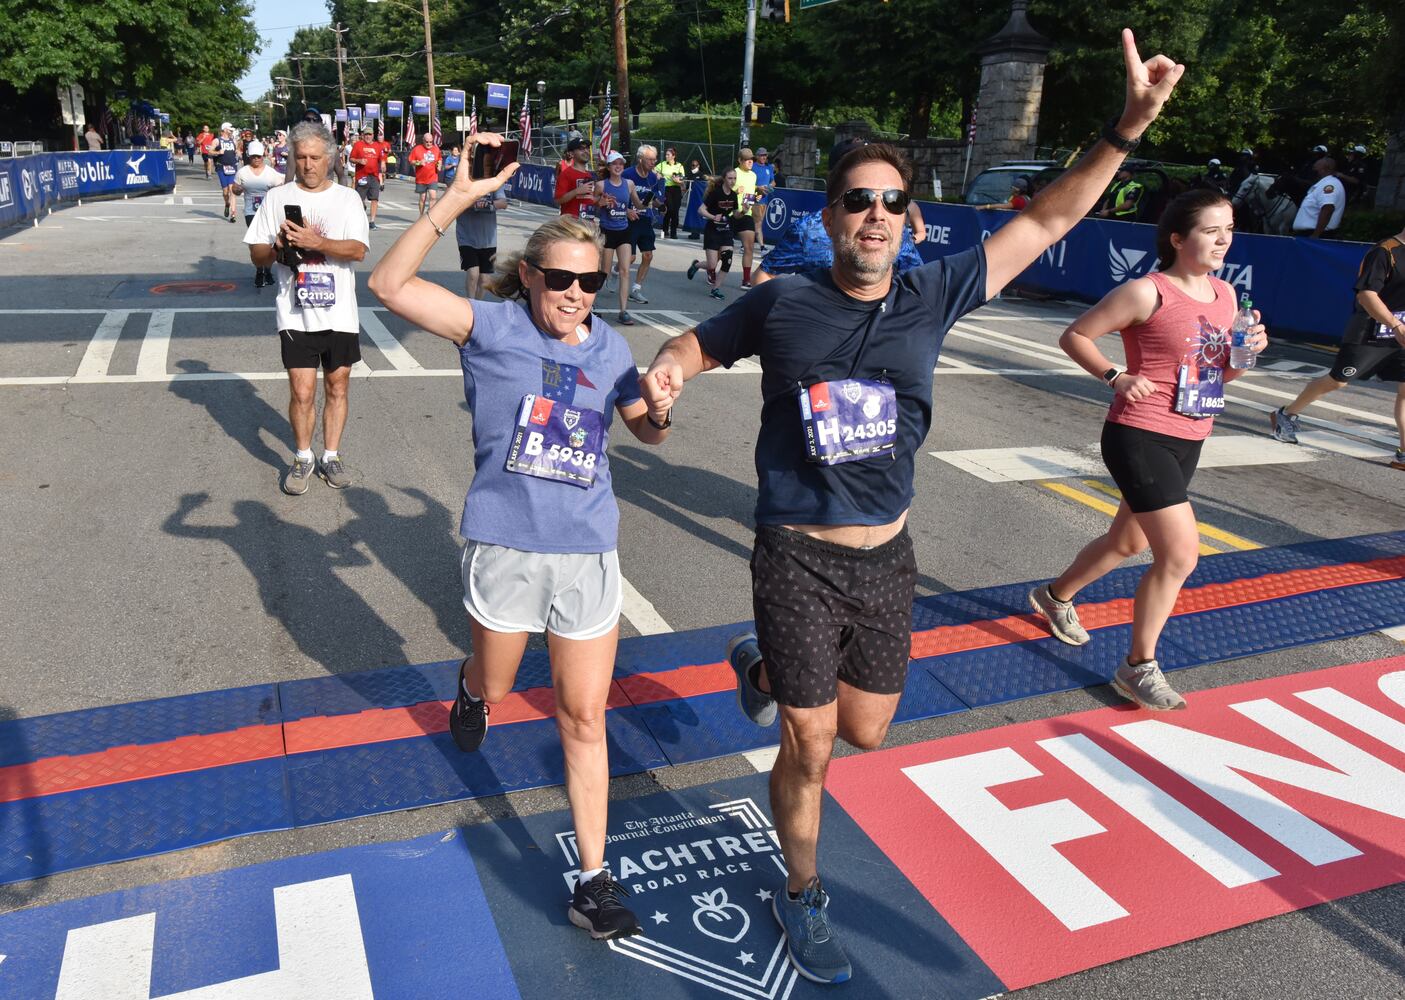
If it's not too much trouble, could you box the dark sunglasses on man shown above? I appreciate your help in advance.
[832,187,910,215]
[526,260,608,294]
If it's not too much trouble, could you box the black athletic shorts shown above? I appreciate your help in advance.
[280,328,361,371]
[1329,342,1405,383]
[601,227,632,250]
[1100,420,1204,514]
[458,245,496,272]
[356,174,381,202]
[629,217,656,253]
[751,525,918,708]
[703,222,734,252]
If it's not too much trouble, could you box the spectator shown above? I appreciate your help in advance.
[1099,166,1143,220]
[84,124,103,151]
[752,147,777,250]
[1341,144,1373,204]
[1291,157,1346,239]
[657,146,686,239]
[684,157,706,240]
[1205,157,1229,194]
[1227,148,1257,198]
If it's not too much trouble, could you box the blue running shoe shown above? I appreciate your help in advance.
[772,877,851,984]
[727,633,777,727]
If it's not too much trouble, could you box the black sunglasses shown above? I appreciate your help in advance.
[525,260,608,294]
[833,187,910,215]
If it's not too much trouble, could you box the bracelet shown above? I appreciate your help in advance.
[426,214,447,238]
[646,409,672,430]
[1100,117,1141,154]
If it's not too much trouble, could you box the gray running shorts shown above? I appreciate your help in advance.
[460,540,622,640]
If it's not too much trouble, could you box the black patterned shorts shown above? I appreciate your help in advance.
[750,525,918,708]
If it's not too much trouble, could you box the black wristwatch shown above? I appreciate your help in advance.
[1102,367,1122,386]
[647,409,672,430]
[1101,117,1142,154]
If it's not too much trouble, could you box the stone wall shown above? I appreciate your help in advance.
[968,57,1046,181]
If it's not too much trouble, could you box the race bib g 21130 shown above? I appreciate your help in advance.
[504,394,604,489]
[798,378,898,465]
[294,271,336,309]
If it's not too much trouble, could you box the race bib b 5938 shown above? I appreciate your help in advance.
[504,394,604,489]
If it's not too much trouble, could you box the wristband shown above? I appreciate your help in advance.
[646,409,672,431]
[1102,367,1121,386]
[1101,117,1141,154]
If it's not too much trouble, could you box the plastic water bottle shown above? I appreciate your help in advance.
[1229,293,1256,370]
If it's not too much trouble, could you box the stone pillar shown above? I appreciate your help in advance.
[967,0,1051,191]
[779,125,818,188]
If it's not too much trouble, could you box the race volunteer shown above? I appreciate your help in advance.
[244,121,370,496]
[1099,164,1143,220]
[1029,189,1266,711]
[351,127,382,229]
[408,131,442,215]
[751,147,777,249]
[231,140,285,287]
[1271,223,1405,468]
[625,144,666,305]
[367,133,671,942]
[732,148,759,287]
[684,168,741,301]
[212,123,242,222]
[658,146,686,239]
[593,150,645,326]
[641,31,1185,986]
[1291,157,1346,239]
[554,137,597,218]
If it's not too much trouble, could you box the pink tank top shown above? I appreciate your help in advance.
[1107,271,1236,441]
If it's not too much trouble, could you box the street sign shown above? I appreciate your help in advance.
[486,83,511,110]
[57,83,85,126]
[444,89,465,111]
[455,116,471,132]
[387,100,403,118]
[412,95,431,115]
[557,98,575,121]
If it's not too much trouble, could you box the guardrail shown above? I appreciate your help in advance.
[0,140,47,157]
[0,149,176,228]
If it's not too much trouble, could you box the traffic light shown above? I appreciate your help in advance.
[748,103,772,125]
[760,0,790,22]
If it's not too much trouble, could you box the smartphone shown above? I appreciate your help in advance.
[471,140,520,180]
[283,205,304,227]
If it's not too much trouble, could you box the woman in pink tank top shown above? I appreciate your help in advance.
[1027,189,1268,710]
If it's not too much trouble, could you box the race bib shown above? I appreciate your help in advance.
[1374,310,1405,340]
[1174,363,1225,418]
[356,176,368,186]
[294,271,336,309]
[221,164,236,176]
[252,196,264,211]
[798,379,898,465]
[504,394,604,489]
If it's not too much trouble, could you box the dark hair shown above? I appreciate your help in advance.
[1156,189,1232,270]
[825,143,913,205]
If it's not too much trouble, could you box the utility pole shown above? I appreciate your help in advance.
[293,58,307,110]
[421,0,436,135]
[611,0,631,153]
[739,0,757,146]
[333,23,350,129]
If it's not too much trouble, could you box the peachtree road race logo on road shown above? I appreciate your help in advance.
[556,797,797,998]
[766,197,788,231]
[126,154,150,185]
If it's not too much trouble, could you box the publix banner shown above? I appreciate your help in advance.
[504,161,556,208]
[0,150,176,228]
[727,187,1367,342]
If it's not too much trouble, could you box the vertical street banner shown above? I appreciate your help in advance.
[386,100,403,118]
[364,103,380,120]
[444,89,465,112]
[411,95,431,116]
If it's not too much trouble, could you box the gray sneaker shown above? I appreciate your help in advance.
[628,284,649,303]
[617,310,637,326]
[726,632,777,727]
[1112,658,1186,711]
[317,456,351,489]
[772,877,851,984]
[1028,584,1090,646]
[281,456,315,495]
[1269,406,1300,444]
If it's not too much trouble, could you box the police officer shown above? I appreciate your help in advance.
[1099,165,1143,220]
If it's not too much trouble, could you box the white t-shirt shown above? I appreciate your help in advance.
[234,165,285,218]
[243,182,370,334]
[1292,174,1346,232]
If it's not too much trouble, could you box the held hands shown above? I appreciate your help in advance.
[1118,29,1185,135]
[448,132,520,204]
[641,359,684,418]
[1113,371,1157,403]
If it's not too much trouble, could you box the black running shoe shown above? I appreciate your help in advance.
[448,658,489,752]
[569,871,642,940]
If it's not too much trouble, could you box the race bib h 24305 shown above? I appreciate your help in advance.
[798,378,898,465]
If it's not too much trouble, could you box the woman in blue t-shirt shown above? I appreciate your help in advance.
[593,150,645,326]
[368,133,673,942]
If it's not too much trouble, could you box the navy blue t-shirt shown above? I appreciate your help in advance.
[696,248,986,526]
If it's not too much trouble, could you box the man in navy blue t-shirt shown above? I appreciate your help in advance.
[641,31,1184,986]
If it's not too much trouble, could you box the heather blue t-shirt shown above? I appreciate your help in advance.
[458,300,642,553]
[696,248,986,526]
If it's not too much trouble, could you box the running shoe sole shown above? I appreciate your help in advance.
[772,896,852,985]
[1027,585,1090,646]
[567,906,641,940]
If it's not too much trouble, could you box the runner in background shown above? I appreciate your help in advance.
[409,131,442,215]
[554,137,596,219]
[1270,224,1405,467]
[231,139,285,287]
[367,135,672,941]
[733,148,759,287]
[350,128,382,230]
[1029,189,1267,709]
[594,150,645,326]
[198,125,216,178]
[685,168,739,301]
[625,144,666,305]
[270,130,289,174]
[457,183,507,300]
[442,144,461,189]
[751,147,776,250]
[212,123,241,223]
[658,146,686,239]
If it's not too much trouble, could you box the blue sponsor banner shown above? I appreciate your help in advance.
[348,106,362,122]
[444,88,465,112]
[505,161,557,207]
[0,831,521,999]
[412,95,431,115]
[334,108,348,122]
[364,102,380,119]
[387,100,403,118]
[0,151,175,229]
[486,82,511,110]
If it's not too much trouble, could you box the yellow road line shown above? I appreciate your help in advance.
[1078,480,1262,551]
[1040,480,1220,555]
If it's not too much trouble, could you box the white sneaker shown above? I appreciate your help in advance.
[629,284,648,303]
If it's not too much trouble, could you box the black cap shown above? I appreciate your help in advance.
[829,137,868,169]
[566,137,588,152]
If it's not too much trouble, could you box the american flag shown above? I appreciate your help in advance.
[598,82,612,161]
[966,96,979,146]
[518,94,532,154]
[376,115,384,142]
[468,96,478,136]
[404,109,415,146]
[431,113,441,147]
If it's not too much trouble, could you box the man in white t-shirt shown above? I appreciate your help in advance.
[243,121,370,495]
[231,140,286,287]
[1292,157,1346,239]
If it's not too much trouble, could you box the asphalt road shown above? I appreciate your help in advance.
[1,158,1403,999]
